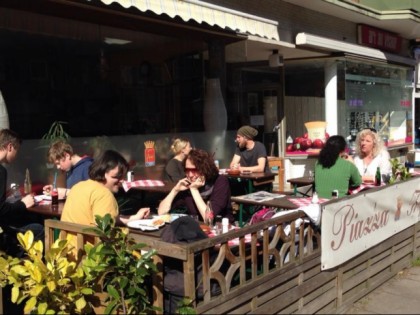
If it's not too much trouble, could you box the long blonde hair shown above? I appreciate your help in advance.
[354,129,384,158]
[170,138,190,155]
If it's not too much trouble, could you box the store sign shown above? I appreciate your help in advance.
[358,24,402,53]
[321,177,420,270]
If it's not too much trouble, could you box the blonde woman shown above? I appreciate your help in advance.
[352,128,391,183]
[164,138,192,182]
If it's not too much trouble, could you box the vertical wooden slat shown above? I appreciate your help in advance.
[183,252,196,306]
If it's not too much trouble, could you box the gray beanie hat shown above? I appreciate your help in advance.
[237,125,258,139]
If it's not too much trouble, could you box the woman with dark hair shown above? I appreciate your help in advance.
[314,135,362,198]
[158,149,234,222]
[61,150,150,227]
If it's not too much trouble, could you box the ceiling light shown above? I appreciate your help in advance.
[268,49,284,67]
[104,37,132,45]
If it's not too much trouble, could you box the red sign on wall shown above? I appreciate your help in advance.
[357,24,402,53]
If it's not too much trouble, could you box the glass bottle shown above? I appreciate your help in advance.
[24,168,32,195]
[331,190,339,199]
[375,167,381,186]
[205,201,214,227]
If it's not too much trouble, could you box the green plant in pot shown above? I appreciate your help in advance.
[389,158,411,184]
[0,214,158,314]
[41,120,71,146]
[82,214,158,314]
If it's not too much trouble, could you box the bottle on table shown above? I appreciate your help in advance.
[222,218,229,233]
[205,201,214,227]
[311,191,319,204]
[331,190,339,199]
[375,167,381,186]
[24,168,32,195]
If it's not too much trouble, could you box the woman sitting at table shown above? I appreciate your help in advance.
[352,128,391,182]
[315,135,362,199]
[158,149,234,223]
[61,150,150,253]
[164,138,192,182]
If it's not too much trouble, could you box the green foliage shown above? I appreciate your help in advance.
[41,121,70,145]
[412,256,420,267]
[389,158,411,184]
[0,231,95,314]
[176,297,197,315]
[0,214,158,314]
[82,214,158,314]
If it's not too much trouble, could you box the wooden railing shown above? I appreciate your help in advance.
[44,211,320,313]
[43,213,420,314]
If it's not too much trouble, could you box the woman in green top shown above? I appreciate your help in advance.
[315,135,362,199]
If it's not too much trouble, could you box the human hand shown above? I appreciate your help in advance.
[43,184,53,195]
[175,178,192,192]
[21,194,35,208]
[189,176,205,189]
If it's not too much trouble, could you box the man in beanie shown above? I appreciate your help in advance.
[229,125,269,173]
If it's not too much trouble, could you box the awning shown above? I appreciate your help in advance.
[296,32,415,66]
[100,0,280,40]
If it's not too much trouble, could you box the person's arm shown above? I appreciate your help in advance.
[230,154,241,169]
[349,163,362,188]
[239,157,266,173]
[119,207,150,225]
[158,178,190,215]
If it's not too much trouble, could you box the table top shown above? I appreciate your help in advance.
[28,201,64,218]
[128,179,175,194]
[287,176,314,186]
[231,194,298,209]
[222,171,275,181]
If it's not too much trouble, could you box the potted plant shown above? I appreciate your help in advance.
[389,158,411,184]
[41,120,71,146]
[0,214,158,314]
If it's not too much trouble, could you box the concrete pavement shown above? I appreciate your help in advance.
[348,266,420,314]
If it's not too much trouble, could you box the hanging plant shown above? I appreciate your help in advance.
[41,121,70,145]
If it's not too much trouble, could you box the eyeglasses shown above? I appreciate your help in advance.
[184,167,198,173]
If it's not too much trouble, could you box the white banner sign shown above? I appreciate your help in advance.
[321,177,420,270]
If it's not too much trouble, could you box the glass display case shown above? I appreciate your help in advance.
[343,59,413,146]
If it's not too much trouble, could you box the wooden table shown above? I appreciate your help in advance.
[287,176,314,197]
[28,201,64,218]
[231,194,298,227]
[223,171,275,194]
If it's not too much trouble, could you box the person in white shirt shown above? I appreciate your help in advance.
[351,128,391,182]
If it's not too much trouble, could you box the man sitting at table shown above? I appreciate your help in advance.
[229,125,271,196]
[61,150,150,256]
[42,140,93,199]
[229,125,269,173]
[0,129,44,257]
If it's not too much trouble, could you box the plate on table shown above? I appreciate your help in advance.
[127,219,165,231]
[153,213,187,223]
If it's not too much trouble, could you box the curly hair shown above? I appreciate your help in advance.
[354,129,384,158]
[318,135,347,168]
[47,140,74,163]
[182,149,219,182]
[89,150,129,183]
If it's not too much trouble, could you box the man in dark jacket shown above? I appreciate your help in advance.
[0,129,44,257]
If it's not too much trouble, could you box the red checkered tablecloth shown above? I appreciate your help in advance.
[349,183,385,194]
[122,180,165,192]
[208,229,254,247]
[287,197,329,208]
